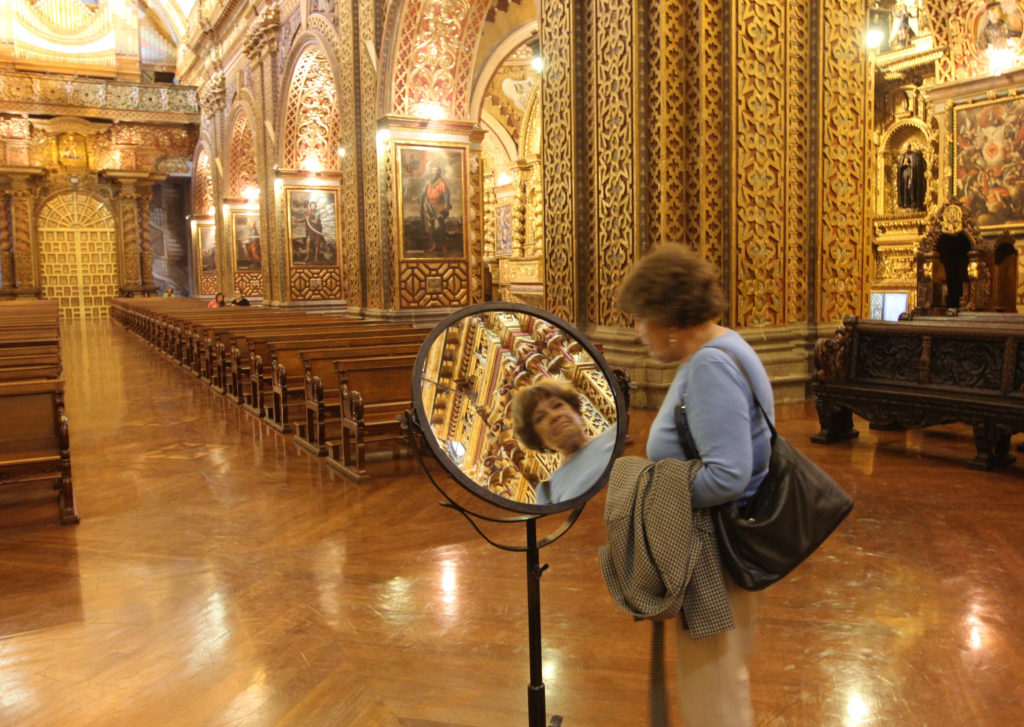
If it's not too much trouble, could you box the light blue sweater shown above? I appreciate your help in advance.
[646,330,774,508]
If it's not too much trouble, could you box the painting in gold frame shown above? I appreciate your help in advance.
[197,224,217,274]
[397,144,466,259]
[284,187,339,267]
[230,210,262,272]
[954,94,1024,229]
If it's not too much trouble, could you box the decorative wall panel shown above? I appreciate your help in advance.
[116,189,142,286]
[234,271,264,297]
[228,112,258,197]
[194,148,214,215]
[388,0,490,119]
[37,192,118,320]
[819,0,869,321]
[784,0,811,323]
[589,0,637,328]
[358,0,383,310]
[289,267,343,299]
[397,260,469,307]
[540,0,577,321]
[280,46,342,173]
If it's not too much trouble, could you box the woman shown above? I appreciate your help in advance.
[207,292,225,308]
[617,244,773,727]
[229,289,250,307]
[511,379,616,504]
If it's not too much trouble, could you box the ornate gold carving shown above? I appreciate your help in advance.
[228,113,258,197]
[234,271,263,297]
[281,47,342,173]
[290,267,343,300]
[540,0,577,321]
[138,188,154,286]
[243,6,281,63]
[0,71,198,124]
[0,190,12,289]
[389,0,490,119]
[875,247,917,284]
[358,0,382,310]
[116,187,142,286]
[819,0,870,321]
[199,273,218,296]
[398,260,469,307]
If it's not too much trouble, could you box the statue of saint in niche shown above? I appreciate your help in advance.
[897,143,927,210]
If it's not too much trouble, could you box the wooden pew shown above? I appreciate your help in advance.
[296,351,417,459]
[238,323,417,412]
[330,356,418,481]
[267,336,424,433]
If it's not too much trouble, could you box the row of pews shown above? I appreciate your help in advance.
[0,299,78,524]
[110,298,428,480]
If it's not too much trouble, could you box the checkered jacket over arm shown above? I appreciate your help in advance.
[599,456,735,639]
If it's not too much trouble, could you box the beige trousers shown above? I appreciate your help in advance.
[675,576,763,727]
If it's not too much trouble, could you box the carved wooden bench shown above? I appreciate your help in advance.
[813,314,1024,469]
[266,331,426,432]
[295,351,418,458]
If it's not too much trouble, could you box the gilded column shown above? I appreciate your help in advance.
[115,184,142,287]
[541,0,581,322]
[357,0,381,312]
[199,69,228,296]
[243,6,281,304]
[818,0,870,321]
[138,184,154,286]
[0,189,13,295]
[10,176,39,295]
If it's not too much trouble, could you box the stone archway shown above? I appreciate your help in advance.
[37,191,118,320]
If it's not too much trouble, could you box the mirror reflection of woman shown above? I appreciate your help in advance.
[511,379,615,505]
[618,244,773,727]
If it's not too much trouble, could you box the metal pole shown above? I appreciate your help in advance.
[526,518,546,727]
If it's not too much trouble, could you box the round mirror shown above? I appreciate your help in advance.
[412,302,628,513]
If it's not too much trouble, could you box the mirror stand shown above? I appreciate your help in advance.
[402,409,576,727]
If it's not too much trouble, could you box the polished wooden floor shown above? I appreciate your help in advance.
[2,320,1022,726]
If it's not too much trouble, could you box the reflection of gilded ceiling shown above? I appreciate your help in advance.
[421,311,615,504]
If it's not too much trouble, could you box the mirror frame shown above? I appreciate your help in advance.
[411,301,629,514]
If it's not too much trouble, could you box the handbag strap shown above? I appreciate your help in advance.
[674,346,777,451]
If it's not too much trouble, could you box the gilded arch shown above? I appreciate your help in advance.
[226,102,259,197]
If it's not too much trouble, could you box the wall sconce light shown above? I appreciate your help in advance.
[988,47,1016,76]
[274,177,283,192]
[337,146,347,158]
[243,186,259,202]
[496,172,512,186]
[302,157,322,174]
[376,128,391,150]
[865,6,889,51]
[531,54,543,73]
[207,205,216,217]
[222,203,230,218]
[413,101,447,121]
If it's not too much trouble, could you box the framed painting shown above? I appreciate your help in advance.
[495,203,513,256]
[231,211,262,271]
[198,224,217,273]
[397,144,466,259]
[285,187,339,266]
[954,94,1024,228]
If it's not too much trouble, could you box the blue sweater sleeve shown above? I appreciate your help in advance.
[679,354,756,508]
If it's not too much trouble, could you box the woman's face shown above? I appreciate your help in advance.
[531,396,588,455]
[635,318,682,363]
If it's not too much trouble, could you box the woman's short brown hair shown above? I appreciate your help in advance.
[511,379,582,451]
[617,244,724,328]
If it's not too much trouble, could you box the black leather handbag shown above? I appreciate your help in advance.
[674,352,853,591]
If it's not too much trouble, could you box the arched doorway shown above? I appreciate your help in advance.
[37,191,118,320]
